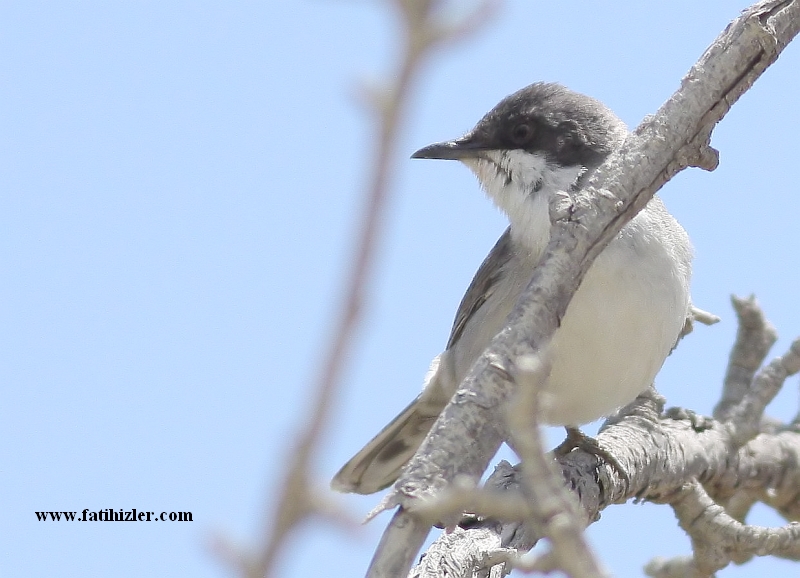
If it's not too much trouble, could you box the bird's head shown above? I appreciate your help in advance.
[412,82,628,246]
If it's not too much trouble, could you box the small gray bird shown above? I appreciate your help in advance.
[332,82,692,494]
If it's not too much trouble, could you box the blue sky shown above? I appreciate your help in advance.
[2,2,800,577]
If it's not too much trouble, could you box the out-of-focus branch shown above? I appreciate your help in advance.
[366,2,800,576]
[504,356,609,577]
[213,1,498,577]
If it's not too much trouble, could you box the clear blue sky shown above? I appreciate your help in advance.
[3,2,799,577]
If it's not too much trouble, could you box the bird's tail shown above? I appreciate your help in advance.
[330,395,438,495]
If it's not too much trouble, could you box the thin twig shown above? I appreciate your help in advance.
[715,295,778,422]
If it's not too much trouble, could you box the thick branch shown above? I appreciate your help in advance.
[408,412,800,576]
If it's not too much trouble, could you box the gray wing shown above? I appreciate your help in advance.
[331,228,516,494]
[446,227,515,350]
[330,393,439,494]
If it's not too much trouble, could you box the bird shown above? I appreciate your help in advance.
[331,82,693,495]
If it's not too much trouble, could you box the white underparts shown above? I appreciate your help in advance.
[450,149,692,425]
[463,150,584,254]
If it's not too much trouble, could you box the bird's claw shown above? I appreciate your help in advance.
[553,427,629,483]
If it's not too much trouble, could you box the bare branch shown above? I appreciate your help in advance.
[669,480,800,575]
[404,484,531,528]
[690,306,721,327]
[710,296,800,447]
[408,527,510,578]
[367,508,433,578]
[408,407,800,576]
[726,336,800,445]
[505,356,609,577]
[715,295,778,422]
[644,556,697,578]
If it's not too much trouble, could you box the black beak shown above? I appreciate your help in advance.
[411,135,486,160]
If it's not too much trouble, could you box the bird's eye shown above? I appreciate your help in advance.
[510,123,533,145]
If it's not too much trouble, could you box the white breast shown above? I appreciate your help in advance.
[540,199,691,424]
[443,153,692,425]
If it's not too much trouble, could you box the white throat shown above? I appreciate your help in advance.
[463,150,585,255]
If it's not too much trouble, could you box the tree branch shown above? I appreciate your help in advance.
[715,295,778,423]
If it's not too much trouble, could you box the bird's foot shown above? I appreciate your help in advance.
[553,427,629,482]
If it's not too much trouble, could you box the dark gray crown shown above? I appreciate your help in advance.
[469,82,627,168]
